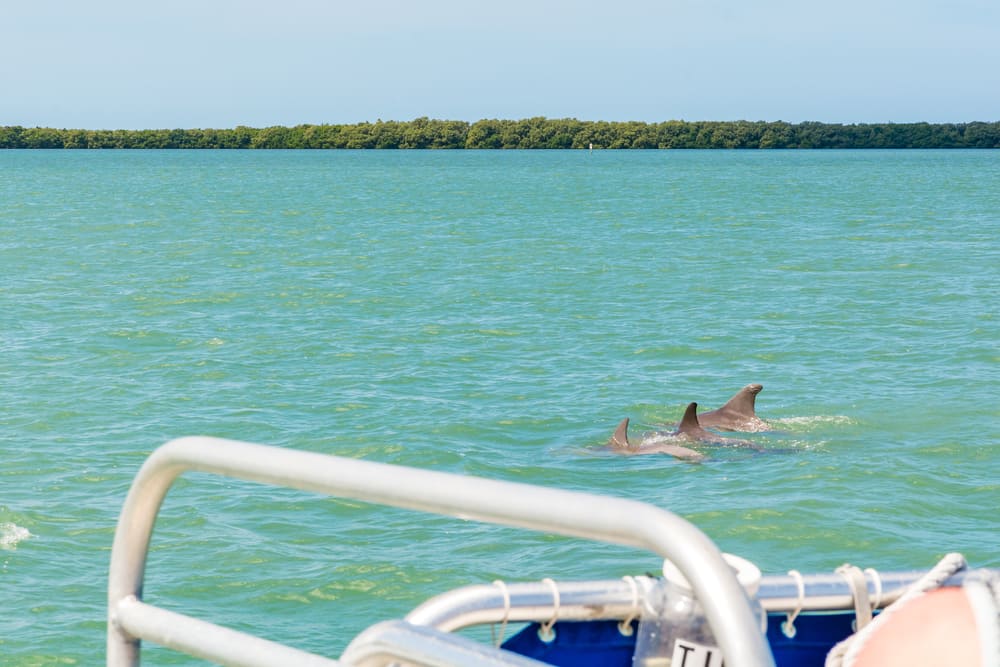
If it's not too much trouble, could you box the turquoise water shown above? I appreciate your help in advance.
[1,149,998,664]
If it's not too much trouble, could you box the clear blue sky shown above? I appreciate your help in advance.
[3,0,998,129]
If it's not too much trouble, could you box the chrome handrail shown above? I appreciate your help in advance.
[108,436,774,666]
[405,570,975,632]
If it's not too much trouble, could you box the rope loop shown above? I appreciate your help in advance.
[491,579,511,648]
[835,564,873,631]
[863,568,883,610]
[825,553,968,667]
[538,578,560,643]
[781,569,806,638]
[618,575,640,636]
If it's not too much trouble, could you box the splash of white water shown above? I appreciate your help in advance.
[1,523,31,550]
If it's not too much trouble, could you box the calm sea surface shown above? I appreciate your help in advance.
[1,149,998,664]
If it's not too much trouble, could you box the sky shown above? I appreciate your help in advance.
[2,0,998,129]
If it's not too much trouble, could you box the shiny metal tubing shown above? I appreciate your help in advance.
[108,436,774,667]
[757,570,969,611]
[407,579,653,631]
[406,570,977,632]
[113,596,341,667]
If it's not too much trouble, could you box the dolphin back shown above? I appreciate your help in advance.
[720,383,762,417]
[608,417,704,461]
[677,402,706,436]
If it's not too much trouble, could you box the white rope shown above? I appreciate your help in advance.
[538,577,560,642]
[835,564,873,631]
[781,569,806,638]
[825,553,968,667]
[618,575,640,637]
[641,575,660,617]
[491,579,511,648]
[863,568,883,610]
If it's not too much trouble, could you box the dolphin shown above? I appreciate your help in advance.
[669,401,753,445]
[696,383,770,432]
[609,416,705,461]
[640,401,761,444]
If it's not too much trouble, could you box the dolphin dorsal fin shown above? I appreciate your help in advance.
[721,383,762,417]
[611,418,631,449]
[678,402,701,433]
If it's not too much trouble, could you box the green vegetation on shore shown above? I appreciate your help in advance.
[2,118,999,149]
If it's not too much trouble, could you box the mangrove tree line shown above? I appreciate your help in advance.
[2,118,999,149]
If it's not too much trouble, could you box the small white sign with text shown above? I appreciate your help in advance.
[671,638,724,667]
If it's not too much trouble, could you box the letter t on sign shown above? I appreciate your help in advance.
[672,639,724,667]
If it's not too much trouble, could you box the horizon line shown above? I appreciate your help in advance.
[4,118,1000,132]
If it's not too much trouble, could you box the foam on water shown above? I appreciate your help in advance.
[769,415,857,429]
[0,523,31,550]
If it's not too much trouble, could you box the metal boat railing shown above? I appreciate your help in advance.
[404,570,973,632]
[107,436,774,667]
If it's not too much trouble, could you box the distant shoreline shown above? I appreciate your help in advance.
[3,118,999,149]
